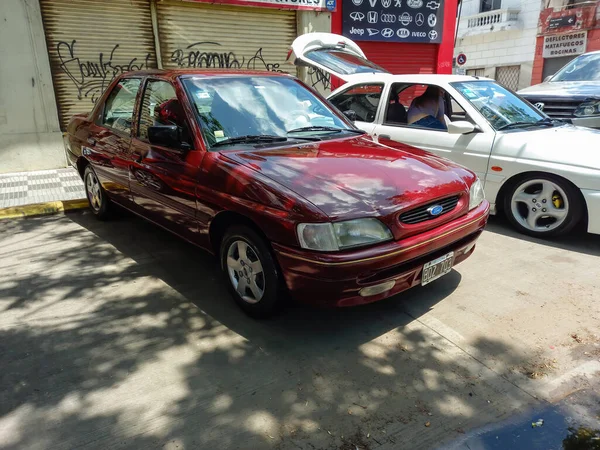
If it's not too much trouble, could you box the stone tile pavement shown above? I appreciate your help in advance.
[0,168,85,209]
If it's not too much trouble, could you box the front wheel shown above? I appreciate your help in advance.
[220,226,284,318]
[503,174,582,237]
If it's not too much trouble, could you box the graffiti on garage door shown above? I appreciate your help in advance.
[56,40,153,103]
[170,41,285,73]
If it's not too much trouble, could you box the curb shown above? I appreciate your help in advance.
[0,199,89,220]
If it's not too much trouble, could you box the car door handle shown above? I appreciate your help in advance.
[87,137,96,146]
[379,134,391,140]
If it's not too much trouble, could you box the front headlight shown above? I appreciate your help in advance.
[574,99,600,117]
[297,218,393,251]
[469,178,485,210]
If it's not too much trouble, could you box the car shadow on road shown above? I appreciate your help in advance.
[0,211,543,450]
[485,215,600,257]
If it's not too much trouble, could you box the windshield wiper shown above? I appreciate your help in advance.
[287,126,365,135]
[498,118,560,131]
[212,135,287,147]
[497,121,540,131]
[536,117,563,126]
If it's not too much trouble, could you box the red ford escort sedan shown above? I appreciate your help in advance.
[64,69,489,318]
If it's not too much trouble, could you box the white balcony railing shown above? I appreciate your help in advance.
[461,8,521,36]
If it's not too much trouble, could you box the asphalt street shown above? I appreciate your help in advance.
[0,210,599,450]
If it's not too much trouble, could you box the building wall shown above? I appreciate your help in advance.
[531,2,600,85]
[0,1,332,174]
[454,0,542,90]
[0,0,64,174]
[297,11,332,94]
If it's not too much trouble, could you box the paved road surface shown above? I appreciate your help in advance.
[1,211,599,450]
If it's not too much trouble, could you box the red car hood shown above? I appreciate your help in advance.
[222,136,473,220]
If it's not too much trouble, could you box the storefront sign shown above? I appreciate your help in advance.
[543,31,587,58]
[189,0,332,11]
[342,0,444,43]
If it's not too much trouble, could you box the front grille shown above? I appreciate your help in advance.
[399,196,459,225]
[525,98,581,121]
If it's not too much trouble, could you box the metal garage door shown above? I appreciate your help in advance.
[156,0,297,76]
[40,0,157,130]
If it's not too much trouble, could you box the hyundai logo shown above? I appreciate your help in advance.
[427,205,444,216]
[534,102,545,111]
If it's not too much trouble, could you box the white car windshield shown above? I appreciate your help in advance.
[182,76,356,148]
[551,53,600,82]
[452,80,547,130]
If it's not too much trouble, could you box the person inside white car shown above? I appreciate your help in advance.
[407,85,447,130]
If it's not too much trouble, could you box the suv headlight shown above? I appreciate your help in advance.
[469,178,485,210]
[574,99,600,117]
[297,218,393,251]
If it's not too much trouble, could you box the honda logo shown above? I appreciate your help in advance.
[534,102,545,111]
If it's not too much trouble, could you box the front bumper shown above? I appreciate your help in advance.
[572,116,600,129]
[582,189,600,235]
[273,201,490,307]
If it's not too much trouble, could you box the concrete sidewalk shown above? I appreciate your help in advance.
[0,168,87,218]
[1,212,599,450]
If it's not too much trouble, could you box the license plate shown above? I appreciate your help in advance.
[421,252,454,286]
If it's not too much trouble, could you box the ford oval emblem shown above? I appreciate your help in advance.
[427,205,444,216]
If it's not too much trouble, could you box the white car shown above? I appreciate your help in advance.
[289,33,600,238]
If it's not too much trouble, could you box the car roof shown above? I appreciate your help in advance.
[340,73,494,84]
[119,69,294,82]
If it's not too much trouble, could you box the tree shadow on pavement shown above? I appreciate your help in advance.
[0,212,545,450]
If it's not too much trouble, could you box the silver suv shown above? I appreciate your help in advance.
[518,51,600,129]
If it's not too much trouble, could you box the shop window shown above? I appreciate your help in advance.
[466,68,485,77]
[495,65,520,91]
[480,0,501,13]
[329,84,384,123]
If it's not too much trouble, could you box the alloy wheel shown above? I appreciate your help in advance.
[85,170,102,212]
[226,240,265,304]
[510,179,569,232]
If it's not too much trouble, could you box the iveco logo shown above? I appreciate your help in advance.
[534,102,545,111]
[427,205,444,216]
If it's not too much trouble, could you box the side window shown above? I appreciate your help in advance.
[392,83,448,131]
[329,84,383,123]
[138,80,193,149]
[102,78,141,134]
[449,98,467,121]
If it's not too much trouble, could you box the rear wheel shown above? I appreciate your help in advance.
[220,225,283,318]
[84,166,111,220]
[503,174,582,237]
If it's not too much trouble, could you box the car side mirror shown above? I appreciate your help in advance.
[148,125,187,150]
[447,120,477,135]
[343,109,357,121]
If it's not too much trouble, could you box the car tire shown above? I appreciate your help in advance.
[84,165,111,220]
[220,225,284,318]
[503,173,582,238]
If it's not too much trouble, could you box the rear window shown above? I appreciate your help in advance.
[304,49,388,76]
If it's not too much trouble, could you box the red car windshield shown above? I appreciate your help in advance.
[182,76,351,148]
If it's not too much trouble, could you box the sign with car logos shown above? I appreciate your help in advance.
[342,0,443,42]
